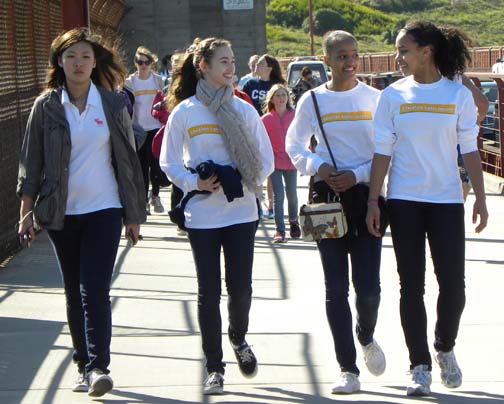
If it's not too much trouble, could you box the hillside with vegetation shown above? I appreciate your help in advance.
[266,0,504,56]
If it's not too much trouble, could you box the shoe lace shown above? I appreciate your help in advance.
[341,372,355,383]
[76,374,87,384]
[439,352,459,375]
[364,342,379,358]
[206,372,222,385]
[237,345,255,363]
[409,368,430,385]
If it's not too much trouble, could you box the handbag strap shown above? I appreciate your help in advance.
[310,90,338,171]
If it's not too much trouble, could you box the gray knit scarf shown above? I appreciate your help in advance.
[196,79,263,195]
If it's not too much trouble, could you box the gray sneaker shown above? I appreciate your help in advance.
[203,371,224,395]
[406,364,432,396]
[435,350,462,388]
[88,369,113,397]
[150,195,164,213]
[362,339,386,376]
[72,372,88,393]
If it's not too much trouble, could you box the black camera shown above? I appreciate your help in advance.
[196,160,216,180]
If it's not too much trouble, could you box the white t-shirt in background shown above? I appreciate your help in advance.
[132,74,162,131]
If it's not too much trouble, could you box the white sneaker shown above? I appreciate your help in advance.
[203,371,224,395]
[87,369,113,397]
[176,227,187,236]
[331,372,360,394]
[362,339,386,376]
[150,195,164,213]
[435,350,462,388]
[406,364,432,396]
[71,372,88,392]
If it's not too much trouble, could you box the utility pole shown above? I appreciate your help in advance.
[309,0,314,56]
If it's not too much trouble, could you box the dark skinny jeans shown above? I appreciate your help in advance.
[317,233,382,375]
[47,208,122,375]
[388,199,465,370]
[187,221,257,374]
[138,128,164,201]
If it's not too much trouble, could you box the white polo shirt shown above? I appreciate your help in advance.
[61,83,122,215]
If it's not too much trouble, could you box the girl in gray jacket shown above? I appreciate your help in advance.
[17,28,145,398]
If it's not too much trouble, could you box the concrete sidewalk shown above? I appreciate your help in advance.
[1,174,503,404]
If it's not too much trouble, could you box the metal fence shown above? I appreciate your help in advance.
[0,0,127,263]
[0,0,63,263]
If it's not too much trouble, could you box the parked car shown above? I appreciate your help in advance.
[480,81,499,142]
[286,57,329,105]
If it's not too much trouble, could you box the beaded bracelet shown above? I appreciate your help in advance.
[367,200,379,207]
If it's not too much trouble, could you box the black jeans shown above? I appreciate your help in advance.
[47,208,122,374]
[138,129,164,201]
[171,184,184,210]
[317,234,382,375]
[187,221,257,374]
[388,199,465,369]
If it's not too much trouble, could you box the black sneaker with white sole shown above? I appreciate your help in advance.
[230,339,258,377]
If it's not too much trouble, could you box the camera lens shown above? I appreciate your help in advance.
[197,161,215,180]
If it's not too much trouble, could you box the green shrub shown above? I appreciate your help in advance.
[359,0,432,13]
[267,0,396,34]
[302,8,354,36]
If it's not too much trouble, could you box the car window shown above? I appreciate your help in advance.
[481,83,497,102]
[288,64,328,87]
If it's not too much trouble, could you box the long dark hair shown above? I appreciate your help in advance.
[402,21,471,80]
[46,27,127,91]
[167,37,231,111]
[261,54,285,85]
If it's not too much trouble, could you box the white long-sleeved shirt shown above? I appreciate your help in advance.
[286,81,380,184]
[160,95,274,229]
[374,76,479,203]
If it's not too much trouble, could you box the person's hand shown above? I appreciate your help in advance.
[197,174,221,193]
[125,224,141,246]
[317,163,338,192]
[473,198,488,233]
[18,212,36,247]
[366,203,382,238]
[331,170,356,192]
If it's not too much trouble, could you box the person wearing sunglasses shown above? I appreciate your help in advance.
[125,46,166,215]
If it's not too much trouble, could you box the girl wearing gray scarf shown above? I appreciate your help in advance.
[160,38,274,395]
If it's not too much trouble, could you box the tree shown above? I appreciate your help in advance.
[302,8,354,36]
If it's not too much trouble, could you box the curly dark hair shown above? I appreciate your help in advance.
[45,27,127,91]
[402,21,471,80]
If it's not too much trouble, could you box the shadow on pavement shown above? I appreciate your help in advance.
[0,317,68,403]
